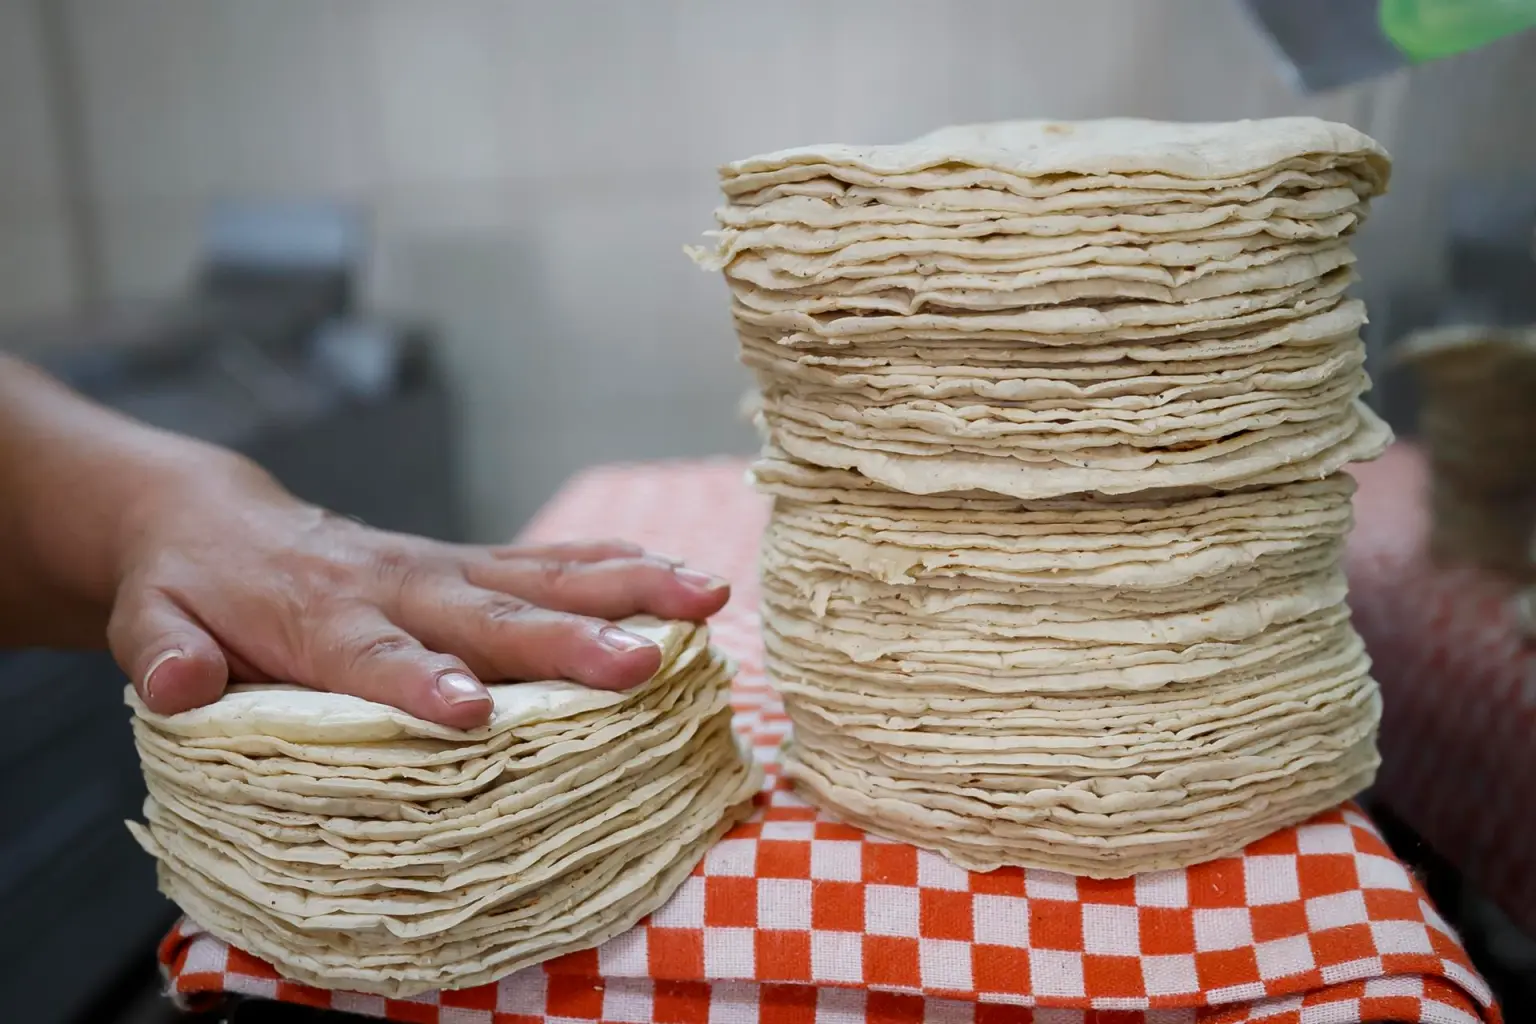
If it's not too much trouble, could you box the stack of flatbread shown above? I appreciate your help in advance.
[126,618,760,996]
[693,118,1393,876]
[1398,325,1536,580]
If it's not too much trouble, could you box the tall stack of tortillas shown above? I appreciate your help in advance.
[1397,324,1536,580]
[692,118,1394,876]
[126,618,760,996]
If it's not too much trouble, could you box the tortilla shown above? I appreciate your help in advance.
[125,618,762,996]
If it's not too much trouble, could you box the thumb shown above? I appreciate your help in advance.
[109,588,230,715]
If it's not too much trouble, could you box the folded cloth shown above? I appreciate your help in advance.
[157,459,1500,1023]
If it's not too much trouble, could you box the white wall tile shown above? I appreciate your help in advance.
[68,0,375,200]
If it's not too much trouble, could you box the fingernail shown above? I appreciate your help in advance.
[143,649,183,700]
[599,626,658,654]
[649,552,685,566]
[436,672,489,705]
[673,566,729,591]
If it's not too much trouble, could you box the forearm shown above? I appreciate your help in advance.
[0,355,253,647]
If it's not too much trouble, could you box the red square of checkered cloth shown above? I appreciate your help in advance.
[1347,444,1536,939]
[159,458,1501,1023]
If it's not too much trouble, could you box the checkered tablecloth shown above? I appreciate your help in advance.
[158,457,1500,1023]
[1347,443,1536,937]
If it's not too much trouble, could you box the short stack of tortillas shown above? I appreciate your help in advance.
[125,618,761,996]
[692,117,1394,876]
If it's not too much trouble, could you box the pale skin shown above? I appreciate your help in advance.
[0,354,730,729]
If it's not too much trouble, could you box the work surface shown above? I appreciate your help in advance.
[158,456,1499,1023]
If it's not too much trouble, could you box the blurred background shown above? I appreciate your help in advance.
[3,0,1536,538]
[0,2,1533,1022]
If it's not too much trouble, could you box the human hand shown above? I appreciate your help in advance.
[109,456,730,729]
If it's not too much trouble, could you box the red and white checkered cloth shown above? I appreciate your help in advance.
[1347,443,1536,937]
[158,457,1501,1023]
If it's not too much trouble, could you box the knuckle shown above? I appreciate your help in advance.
[345,632,418,671]
[558,614,609,645]
[531,559,575,591]
[282,589,335,652]
[106,582,169,638]
[125,551,200,599]
[482,596,535,626]
[638,555,678,574]
[371,548,419,584]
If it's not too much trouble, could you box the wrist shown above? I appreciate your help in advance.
[0,355,297,646]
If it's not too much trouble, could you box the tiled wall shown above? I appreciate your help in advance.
[2,0,1534,537]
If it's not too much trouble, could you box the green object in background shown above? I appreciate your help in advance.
[1243,0,1536,91]
[1380,0,1536,62]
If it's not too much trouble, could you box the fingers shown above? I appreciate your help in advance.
[402,593,664,692]
[302,607,494,730]
[492,539,649,564]
[110,526,709,729]
[108,588,230,715]
[467,556,730,622]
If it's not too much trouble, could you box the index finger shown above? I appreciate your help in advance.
[491,539,650,563]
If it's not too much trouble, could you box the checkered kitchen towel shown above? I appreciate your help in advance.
[159,458,1500,1023]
